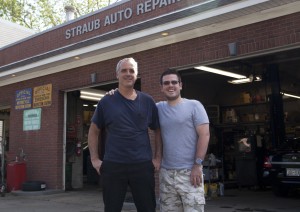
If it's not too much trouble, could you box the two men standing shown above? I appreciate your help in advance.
[88,58,210,212]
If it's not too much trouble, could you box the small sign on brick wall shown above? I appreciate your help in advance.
[23,108,42,131]
[15,88,32,110]
[33,84,52,108]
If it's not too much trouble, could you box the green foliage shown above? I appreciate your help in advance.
[0,0,116,31]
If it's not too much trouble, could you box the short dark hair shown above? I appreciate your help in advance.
[160,69,182,85]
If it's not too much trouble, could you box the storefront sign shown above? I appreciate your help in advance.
[33,84,52,108]
[15,88,32,110]
[65,0,181,39]
[23,108,42,131]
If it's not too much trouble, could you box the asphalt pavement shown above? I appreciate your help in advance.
[0,187,300,212]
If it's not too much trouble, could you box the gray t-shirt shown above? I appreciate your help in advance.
[156,98,209,169]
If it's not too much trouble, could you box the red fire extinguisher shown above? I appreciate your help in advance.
[75,140,82,157]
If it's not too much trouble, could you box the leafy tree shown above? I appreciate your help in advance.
[0,0,121,31]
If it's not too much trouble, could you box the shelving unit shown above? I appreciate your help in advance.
[210,102,270,188]
[220,102,269,124]
[205,105,220,125]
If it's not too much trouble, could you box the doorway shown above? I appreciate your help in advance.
[0,107,10,154]
[65,79,141,190]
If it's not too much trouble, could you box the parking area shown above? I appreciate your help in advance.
[0,187,300,212]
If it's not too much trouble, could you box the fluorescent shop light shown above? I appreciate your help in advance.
[80,88,106,101]
[228,75,262,84]
[281,92,300,99]
[195,66,246,79]
[228,78,251,84]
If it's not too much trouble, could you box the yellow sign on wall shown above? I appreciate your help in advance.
[33,84,52,108]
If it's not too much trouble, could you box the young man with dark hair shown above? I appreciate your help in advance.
[157,69,210,212]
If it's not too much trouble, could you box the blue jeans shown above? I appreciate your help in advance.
[101,160,156,212]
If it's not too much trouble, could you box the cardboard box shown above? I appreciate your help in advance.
[242,92,251,103]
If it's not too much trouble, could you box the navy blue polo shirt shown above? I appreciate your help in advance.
[91,90,159,163]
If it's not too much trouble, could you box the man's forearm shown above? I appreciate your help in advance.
[197,135,210,159]
[154,128,162,160]
[88,123,101,160]
[195,124,210,160]
[89,140,99,160]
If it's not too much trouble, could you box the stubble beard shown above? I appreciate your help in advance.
[165,93,180,101]
[121,77,136,88]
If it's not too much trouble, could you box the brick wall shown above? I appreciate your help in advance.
[1,12,300,189]
[0,0,189,67]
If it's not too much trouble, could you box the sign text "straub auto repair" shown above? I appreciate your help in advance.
[65,0,181,39]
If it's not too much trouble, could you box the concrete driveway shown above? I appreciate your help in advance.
[0,188,300,212]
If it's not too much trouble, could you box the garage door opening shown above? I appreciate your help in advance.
[179,47,300,190]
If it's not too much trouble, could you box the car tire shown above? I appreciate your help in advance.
[22,181,46,191]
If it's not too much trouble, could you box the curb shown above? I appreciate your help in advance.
[10,189,64,196]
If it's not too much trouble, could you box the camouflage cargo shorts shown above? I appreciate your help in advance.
[159,168,205,212]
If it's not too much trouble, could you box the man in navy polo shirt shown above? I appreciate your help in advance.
[88,57,161,212]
